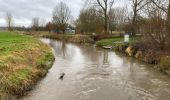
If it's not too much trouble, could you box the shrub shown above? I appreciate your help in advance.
[160,57,170,71]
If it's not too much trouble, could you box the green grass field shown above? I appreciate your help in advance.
[0,32,36,55]
[0,31,54,99]
[96,36,142,47]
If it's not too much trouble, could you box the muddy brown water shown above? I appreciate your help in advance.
[21,38,170,100]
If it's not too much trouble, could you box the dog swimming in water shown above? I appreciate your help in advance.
[59,72,65,80]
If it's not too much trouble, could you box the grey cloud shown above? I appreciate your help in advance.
[0,0,127,27]
[0,0,84,27]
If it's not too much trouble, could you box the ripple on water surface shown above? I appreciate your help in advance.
[21,39,170,100]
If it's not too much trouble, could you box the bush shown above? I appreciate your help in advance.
[160,57,170,71]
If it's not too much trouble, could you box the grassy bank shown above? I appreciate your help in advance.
[42,34,94,44]
[96,36,141,47]
[24,31,95,44]
[0,32,54,99]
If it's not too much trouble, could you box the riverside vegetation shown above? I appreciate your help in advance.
[96,36,170,77]
[0,32,54,100]
[21,31,170,81]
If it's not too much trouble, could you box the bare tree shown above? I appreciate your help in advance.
[167,0,170,36]
[46,22,53,33]
[76,7,104,34]
[31,17,39,31]
[150,0,168,13]
[87,0,115,34]
[141,1,168,49]
[168,0,170,37]
[6,12,13,31]
[52,2,71,34]
[109,7,128,31]
[130,0,150,35]
[39,18,46,27]
[150,0,170,36]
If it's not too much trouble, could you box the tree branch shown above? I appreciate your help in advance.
[150,0,168,14]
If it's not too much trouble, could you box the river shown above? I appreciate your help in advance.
[21,38,170,100]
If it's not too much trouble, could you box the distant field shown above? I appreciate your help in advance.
[0,31,54,99]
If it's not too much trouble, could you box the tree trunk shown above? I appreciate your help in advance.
[49,30,51,34]
[159,40,165,50]
[168,0,170,37]
[132,5,137,36]
[104,10,108,34]
[62,29,65,34]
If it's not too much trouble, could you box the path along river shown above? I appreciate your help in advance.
[21,38,170,100]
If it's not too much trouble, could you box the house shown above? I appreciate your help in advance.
[66,27,75,34]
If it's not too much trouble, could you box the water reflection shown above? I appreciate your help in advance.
[22,39,170,100]
[103,51,109,66]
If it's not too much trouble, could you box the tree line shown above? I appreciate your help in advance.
[76,0,170,49]
[3,0,170,49]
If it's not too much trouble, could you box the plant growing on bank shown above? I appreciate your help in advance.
[160,57,170,71]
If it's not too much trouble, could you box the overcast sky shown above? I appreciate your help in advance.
[0,0,85,27]
[0,0,127,27]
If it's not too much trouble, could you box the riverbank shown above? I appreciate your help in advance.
[0,32,54,100]
[23,31,94,44]
[23,31,170,77]
[42,34,94,44]
[96,36,170,76]
[20,38,170,100]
